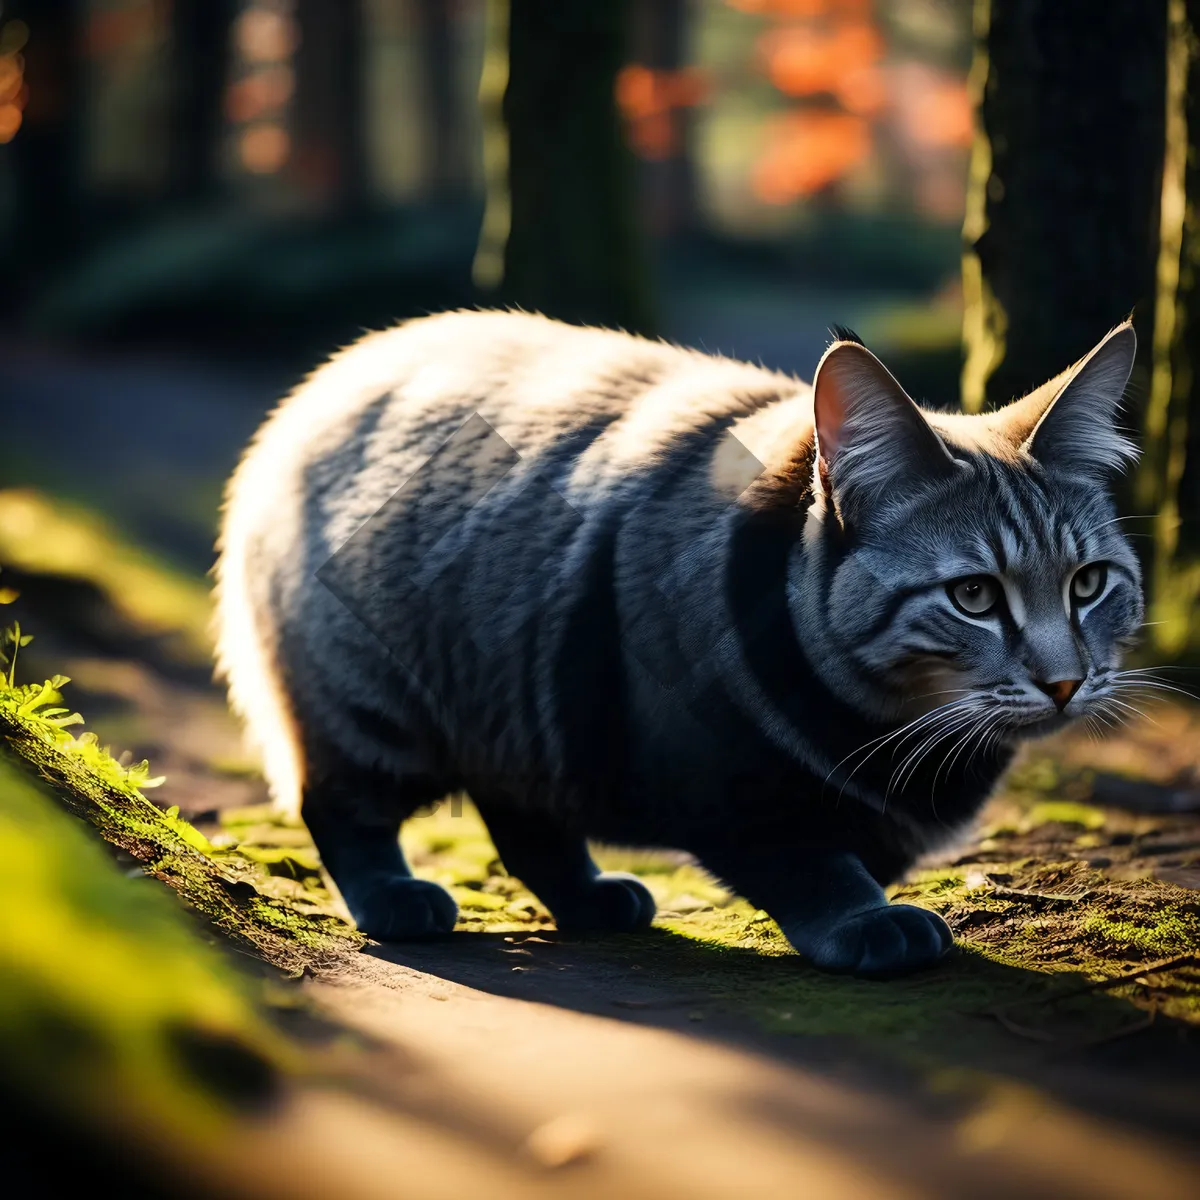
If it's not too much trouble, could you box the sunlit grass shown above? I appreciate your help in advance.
[0,622,168,798]
[0,756,279,1135]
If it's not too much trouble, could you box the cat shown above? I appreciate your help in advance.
[215,310,1143,977]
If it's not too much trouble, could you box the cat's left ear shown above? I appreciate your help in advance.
[812,339,959,523]
[1023,322,1138,474]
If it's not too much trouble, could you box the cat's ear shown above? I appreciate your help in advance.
[812,339,958,522]
[1022,322,1138,474]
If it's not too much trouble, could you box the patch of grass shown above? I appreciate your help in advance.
[1079,910,1200,961]
[0,622,168,796]
[1020,801,1108,832]
[0,622,360,967]
[0,753,284,1141]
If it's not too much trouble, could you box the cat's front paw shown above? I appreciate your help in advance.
[553,872,657,935]
[796,904,953,978]
[347,875,458,941]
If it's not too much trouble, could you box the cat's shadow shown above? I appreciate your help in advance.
[363,923,1200,1147]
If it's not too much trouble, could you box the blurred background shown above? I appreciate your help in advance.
[0,0,974,571]
[2,0,1194,659]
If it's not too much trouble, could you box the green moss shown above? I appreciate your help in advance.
[0,624,361,968]
[1080,911,1200,959]
[223,782,1199,1043]
[0,756,285,1140]
[1021,800,1108,831]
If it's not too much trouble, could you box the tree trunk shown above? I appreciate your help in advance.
[961,0,1167,412]
[479,0,653,333]
[632,0,698,240]
[167,0,237,204]
[413,0,465,198]
[1139,0,1200,659]
[4,0,85,294]
[292,0,369,210]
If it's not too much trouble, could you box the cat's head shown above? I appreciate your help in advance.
[803,321,1144,743]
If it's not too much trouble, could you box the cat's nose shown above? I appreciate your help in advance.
[1032,678,1082,711]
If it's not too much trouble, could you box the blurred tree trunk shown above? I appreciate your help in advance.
[1139,0,1200,659]
[477,0,653,333]
[5,0,85,295]
[413,0,465,197]
[961,0,1167,412]
[632,0,698,240]
[167,0,237,203]
[292,0,369,210]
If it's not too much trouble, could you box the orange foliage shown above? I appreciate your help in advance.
[0,53,23,105]
[753,109,870,202]
[901,75,973,148]
[239,124,290,174]
[0,19,25,144]
[727,0,872,15]
[225,66,295,124]
[616,65,709,160]
[235,8,298,65]
[0,103,21,143]
[758,20,885,114]
[735,0,970,212]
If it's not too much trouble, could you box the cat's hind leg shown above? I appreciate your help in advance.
[478,803,656,934]
[301,750,457,940]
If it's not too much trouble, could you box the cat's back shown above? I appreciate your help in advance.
[225,309,801,553]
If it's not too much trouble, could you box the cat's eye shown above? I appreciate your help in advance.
[948,575,1001,617]
[1071,563,1107,604]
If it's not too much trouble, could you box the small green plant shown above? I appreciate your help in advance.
[0,622,165,794]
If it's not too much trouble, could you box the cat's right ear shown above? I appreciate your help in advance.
[812,340,958,523]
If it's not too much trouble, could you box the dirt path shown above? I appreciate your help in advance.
[271,938,1195,1200]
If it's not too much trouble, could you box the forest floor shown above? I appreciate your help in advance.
[2,342,1199,1197]
[3,482,1200,1199]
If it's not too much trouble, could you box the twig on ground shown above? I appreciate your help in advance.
[985,881,1088,904]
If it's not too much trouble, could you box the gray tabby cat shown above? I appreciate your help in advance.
[215,311,1143,977]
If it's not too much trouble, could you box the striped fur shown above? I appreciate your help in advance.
[215,312,1143,974]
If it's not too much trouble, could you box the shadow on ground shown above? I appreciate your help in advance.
[364,920,1200,1151]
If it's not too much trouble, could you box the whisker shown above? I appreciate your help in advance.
[822,695,978,795]
[883,714,975,798]
[1115,664,1200,678]
[1089,699,1129,733]
[927,710,992,785]
[1113,678,1198,702]
[888,707,983,798]
[1089,513,1155,530]
[908,686,975,702]
[1102,694,1159,726]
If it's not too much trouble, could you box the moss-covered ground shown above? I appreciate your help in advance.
[213,781,1199,1061]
